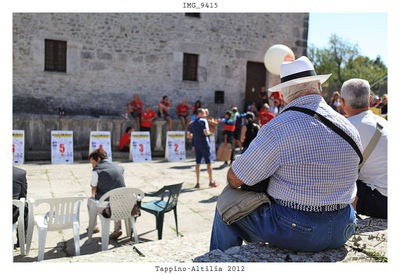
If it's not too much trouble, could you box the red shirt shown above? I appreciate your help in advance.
[159,101,171,113]
[259,110,275,126]
[270,91,283,105]
[129,100,143,113]
[370,101,380,108]
[119,132,131,150]
[141,110,157,128]
[176,104,189,115]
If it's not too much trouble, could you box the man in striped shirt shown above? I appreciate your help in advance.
[210,56,362,252]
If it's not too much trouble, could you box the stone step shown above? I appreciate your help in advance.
[194,216,387,263]
[44,231,211,263]
[42,216,387,263]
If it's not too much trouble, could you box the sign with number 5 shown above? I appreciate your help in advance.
[51,130,74,164]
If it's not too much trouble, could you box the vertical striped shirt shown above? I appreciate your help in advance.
[232,94,363,211]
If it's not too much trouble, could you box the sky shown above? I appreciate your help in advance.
[308,13,387,64]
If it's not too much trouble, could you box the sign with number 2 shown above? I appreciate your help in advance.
[165,131,186,162]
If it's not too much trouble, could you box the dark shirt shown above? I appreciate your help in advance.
[380,104,387,115]
[188,118,210,150]
[13,166,28,224]
[13,167,27,200]
[93,159,126,200]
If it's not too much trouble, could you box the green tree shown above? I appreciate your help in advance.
[307,34,387,100]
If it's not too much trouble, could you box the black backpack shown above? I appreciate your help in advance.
[244,122,259,147]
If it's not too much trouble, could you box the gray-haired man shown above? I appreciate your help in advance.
[341,78,387,219]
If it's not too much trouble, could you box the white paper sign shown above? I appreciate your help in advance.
[165,131,186,162]
[13,130,25,165]
[89,131,112,161]
[51,131,74,164]
[130,132,152,162]
[210,133,217,161]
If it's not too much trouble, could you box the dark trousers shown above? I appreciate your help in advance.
[356,180,387,219]
[13,203,28,246]
[119,145,129,152]
[223,130,234,163]
[140,126,152,132]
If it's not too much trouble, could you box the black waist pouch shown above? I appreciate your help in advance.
[241,178,269,193]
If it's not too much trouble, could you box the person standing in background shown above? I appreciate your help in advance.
[187,108,217,189]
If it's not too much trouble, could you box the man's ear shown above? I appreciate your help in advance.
[369,95,372,103]
[318,82,322,94]
[341,98,346,107]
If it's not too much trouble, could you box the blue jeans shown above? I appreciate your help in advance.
[210,202,356,252]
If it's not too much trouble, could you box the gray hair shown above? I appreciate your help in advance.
[281,80,321,103]
[263,103,270,109]
[340,79,370,109]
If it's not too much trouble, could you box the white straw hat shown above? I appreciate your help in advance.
[268,56,331,92]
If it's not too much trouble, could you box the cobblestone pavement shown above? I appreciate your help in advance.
[13,158,229,262]
[13,158,387,264]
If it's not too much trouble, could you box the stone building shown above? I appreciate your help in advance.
[12,13,308,160]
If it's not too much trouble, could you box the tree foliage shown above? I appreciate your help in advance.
[307,34,387,100]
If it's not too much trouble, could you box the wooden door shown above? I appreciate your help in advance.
[245,62,267,111]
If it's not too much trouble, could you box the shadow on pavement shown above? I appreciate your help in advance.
[354,217,387,234]
[13,231,156,262]
[169,165,195,170]
[199,196,219,204]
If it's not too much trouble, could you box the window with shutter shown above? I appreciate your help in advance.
[185,13,201,18]
[44,39,67,72]
[183,53,198,81]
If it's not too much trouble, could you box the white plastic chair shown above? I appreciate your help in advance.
[13,198,26,255]
[87,188,144,251]
[25,195,85,261]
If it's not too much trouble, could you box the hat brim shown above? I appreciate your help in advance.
[268,74,332,92]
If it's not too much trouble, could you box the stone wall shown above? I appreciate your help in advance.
[13,113,227,161]
[13,13,308,118]
[13,114,199,160]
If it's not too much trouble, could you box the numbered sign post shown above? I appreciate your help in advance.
[13,130,25,165]
[51,131,74,164]
[165,131,186,162]
[89,131,112,161]
[130,132,152,162]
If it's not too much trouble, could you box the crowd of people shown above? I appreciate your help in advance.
[121,95,208,133]
[328,90,388,118]
[110,57,390,253]
[210,56,387,253]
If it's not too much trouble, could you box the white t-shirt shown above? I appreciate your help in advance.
[347,110,387,196]
[269,106,279,117]
[91,171,98,187]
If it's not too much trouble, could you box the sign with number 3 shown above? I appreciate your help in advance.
[130,131,151,162]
